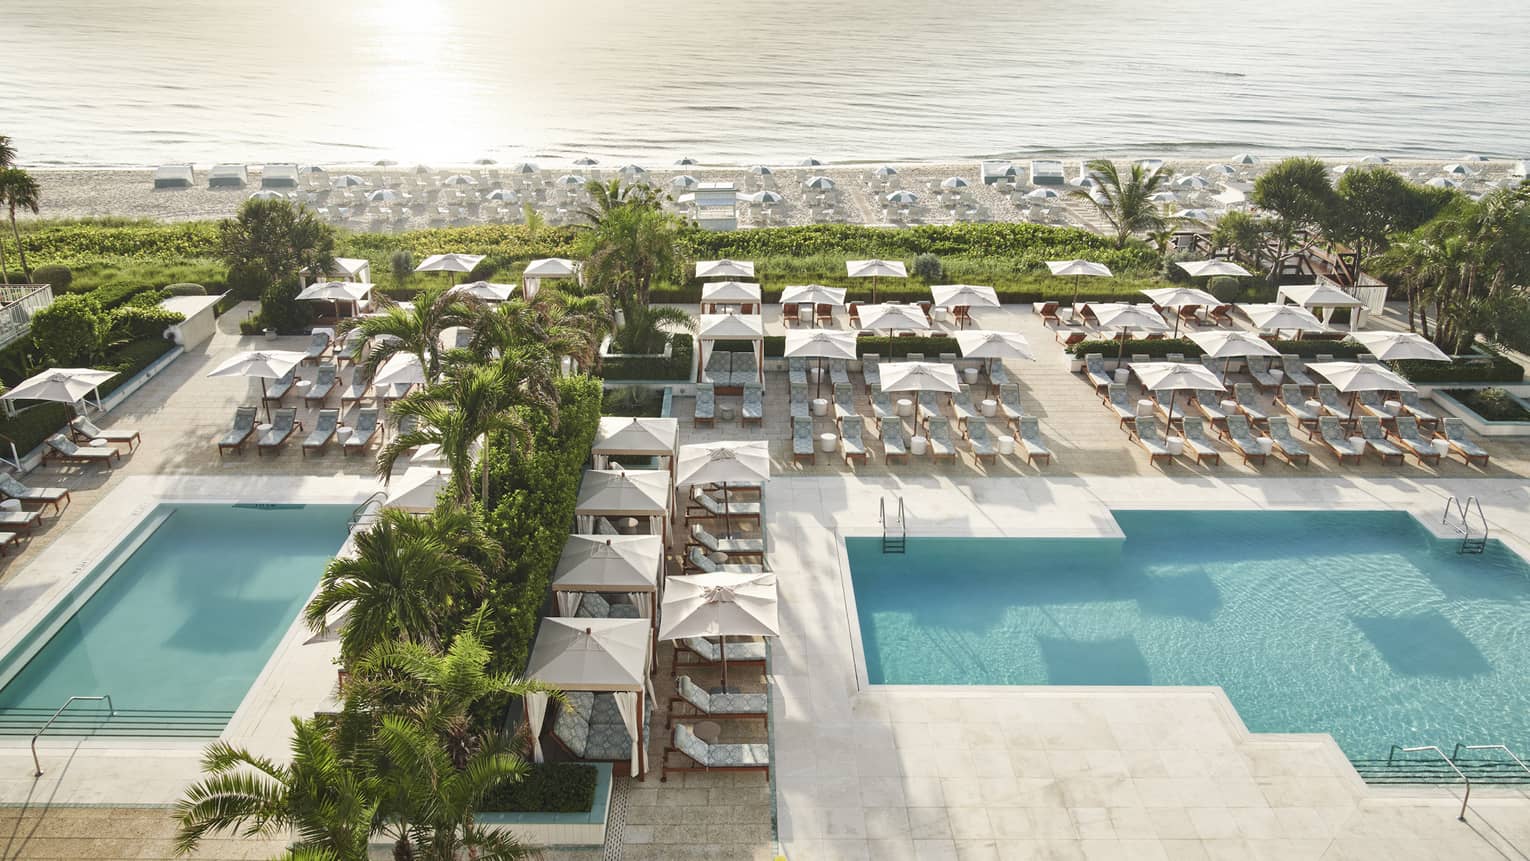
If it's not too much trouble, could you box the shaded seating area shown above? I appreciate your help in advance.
[574,468,672,541]
[524,617,655,778]
[592,416,678,472]
[696,312,765,394]
[551,533,662,621]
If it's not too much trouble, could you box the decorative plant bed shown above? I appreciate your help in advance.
[1428,386,1530,437]
[476,762,612,847]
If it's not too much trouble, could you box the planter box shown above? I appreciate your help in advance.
[1426,386,1530,438]
[478,762,613,847]
[600,336,672,362]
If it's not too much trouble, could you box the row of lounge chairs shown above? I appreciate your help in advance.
[692,381,762,426]
[263,362,414,410]
[1129,410,1486,469]
[791,411,1050,466]
[217,406,381,456]
[42,416,144,470]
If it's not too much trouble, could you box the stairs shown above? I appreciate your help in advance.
[1353,756,1530,785]
[881,496,906,554]
[0,707,235,738]
[1443,496,1488,554]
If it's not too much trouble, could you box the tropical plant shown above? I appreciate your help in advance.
[1249,156,1340,283]
[389,249,415,288]
[578,203,683,312]
[29,293,107,365]
[0,136,16,283]
[218,197,336,293]
[610,302,694,355]
[1328,167,1456,281]
[0,167,41,280]
[340,283,478,383]
[468,287,608,370]
[911,252,943,282]
[520,204,546,239]
[577,178,663,226]
[1070,159,1173,248]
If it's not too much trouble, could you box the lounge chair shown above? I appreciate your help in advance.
[340,371,370,406]
[1209,304,1235,326]
[1317,385,1353,421]
[1222,415,1268,466]
[1084,353,1112,394]
[861,354,881,389]
[816,303,835,328]
[1357,391,1393,424]
[967,420,997,464]
[673,636,768,676]
[870,389,895,428]
[791,416,814,464]
[1017,417,1051,466]
[917,390,943,420]
[686,546,767,574]
[840,416,868,464]
[1189,390,1228,427]
[1275,384,1319,428]
[1400,391,1439,427]
[741,383,764,425]
[1035,301,1061,326]
[303,331,331,363]
[880,420,907,463]
[1247,356,1281,390]
[70,416,140,451]
[939,352,960,370]
[0,502,40,532]
[668,675,768,726]
[1279,355,1316,390]
[1106,384,1137,429]
[217,406,259,455]
[335,329,367,366]
[988,362,1010,390]
[789,383,809,420]
[832,383,855,422]
[694,383,715,426]
[729,351,759,389]
[304,363,337,406]
[1391,416,1440,466]
[1128,418,1172,465]
[344,407,380,455]
[1199,355,1226,384]
[257,408,301,456]
[905,352,925,363]
[998,384,1026,423]
[1314,416,1363,463]
[1233,383,1267,425]
[924,417,957,462]
[1180,417,1221,465]
[787,356,808,386]
[847,302,862,328]
[44,434,120,468]
[1056,329,1086,348]
[690,523,766,559]
[829,358,849,386]
[1359,416,1404,465]
[662,723,770,782]
[688,486,762,522]
[701,350,730,386]
[302,409,340,456]
[265,368,296,404]
[0,530,21,555]
[1265,417,1310,467]
[952,385,983,428]
[1438,418,1489,467]
[0,474,70,514]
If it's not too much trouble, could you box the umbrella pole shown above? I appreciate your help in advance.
[1070,276,1080,320]
[721,637,729,689]
[1166,392,1176,434]
[722,481,731,539]
[261,378,271,422]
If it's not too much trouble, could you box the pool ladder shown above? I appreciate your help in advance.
[881,496,905,554]
[32,694,113,777]
[1375,743,1530,820]
[1443,496,1487,554]
[347,490,387,533]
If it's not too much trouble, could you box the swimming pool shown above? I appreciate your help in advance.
[847,510,1530,761]
[0,503,349,733]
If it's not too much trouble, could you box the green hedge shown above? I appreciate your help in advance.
[0,337,176,455]
[1396,354,1523,384]
[1069,337,1367,358]
[600,333,693,381]
[711,334,964,359]
[479,762,598,814]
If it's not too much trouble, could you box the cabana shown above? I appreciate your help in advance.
[1278,283,1368,328]
[696,259,755,279]
[301,257,372,286]
[1030,159,1066,186]
[575,468,671,541]
[551,534,663,621]
[208,164,249,189]
[524,617,654,778]
[592,416,678,471]
[696,313,764,392]
[152,164,194,189]
[295,281,373,318]
[699,281,762,315]
[260,163,301,189]
[523,258,580,299]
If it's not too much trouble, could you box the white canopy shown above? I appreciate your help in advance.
[576,469,671,516]
[207,350,306,381]
[886,190,919,204]
[1093,304,1170,333]
[552,534,663,595]
[414,253,485,273]
[879,361,961,396]
[783,329,858,360]
[296,281,372,303]
[1238,303,1327,335]
[1177,260,1253,278]
[448,281,517,302]
[930,284,1000,309]
[857,303,930,332]
[779,284,847,307]
[523,617,653,773]
[1307,361,1416,394]
[1142,286,1218,308]
[385,467,449,512]
[1188,330,1281,360]
[700,281,762,305]
[524,258,580,278]
[373,352,428,387]
[1279,283,1365,308]
[696,259,755,279]
[955,330,1034,361]
[1131,361,1225,393]
[676,440,771,489]
[1,368,117,406]
[846,259,908,279]
[659,572,779,641]
[1350,331,1451,363]
[592,417,678,458]
[697,313,765,340]
[1046,259,1114,278]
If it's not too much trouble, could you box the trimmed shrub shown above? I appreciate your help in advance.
[258,277,313,335]
[1397,354,1523,384]
[1208,276,1243,303]
[600,333,692,381]
[31,264,71,291]
[30,294,103,366]
[164,282,206,296]
[109,305,184,342]
[479,762,598,814]
[912,253,943,283]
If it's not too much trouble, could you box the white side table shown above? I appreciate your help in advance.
[997,435,1015,456]
[1432,439,1451,457]
[980,399,997,417]
[811,398,829,417]
[1114,368,1130,384]
[910,435,928,456]
[896,398,914,417]
[1166,437,1185,456]
[963,367,980,385]
[1349,436,1367,453]
[719,404,736,422]
[818,432,837,453]
[1137,399,1155,417]
[1256,437,1274,455]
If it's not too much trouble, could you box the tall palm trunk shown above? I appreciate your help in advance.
[7,206,27,280]
[0,231,10,284]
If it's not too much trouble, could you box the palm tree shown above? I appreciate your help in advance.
[610,302,695,355]
[175,717,379,860]
[339,283,477,383]
[0,136,14,283]
[0,168,40,280]
[470,289,607,372]
[1071,159,1172,249]
[577,178,663,226]
[579,203,683,312]
[304,508,499,664]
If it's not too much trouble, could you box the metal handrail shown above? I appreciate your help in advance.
[347,490,387,532]
[1443,496,1489,552]
[1453,743,1530,776]
[1389,745,1471,820]
[32,695,114,776]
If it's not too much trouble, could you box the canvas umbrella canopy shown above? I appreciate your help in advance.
[779,284,847,308]
[1093,304,1171,358]
[384,466,450,512]
[747,165,772,176]
[671,175,699,190]
[659,571,778,687]
[1307,361,1416,427]
[743,190,783,204]
[443,174,478,186]
[785,328,859,397]
[511,162,539,174]
[804,175,836,190]
[2,367,118,418]
[248,190,283,201]
[1238,303,1326,339]
[930,284,1001,329]
[1131,361,1225,428]
[674,158,698,165]
[332,174,367,188]
[522,257,580,299]
[847,258,908,303]
[1046,259,1114,313]
[554,174,584,187]
[485,188,519,202]
[576,468,672,538]
[1278,282,1364,317]
[676,440,770,536]
[617,164,647,178]
[447,280,516,302]
[873,165,898,177]
[856,302,930,337]
[524,617,652,773]
[940,176,970,189]
[415,252,485,284]
[592,416,678,471]
[296,281,372,318]
[955,330,1033,386]
[1025,188,1060,199]
[696,259,756,279]
[373,352,428,387]
[1176,260,1252,279]
[1189,330,1280,378]
[798,158,823,166]
[366,188,401,202]
[886,190,919,204]
[1350,331,1451,363]
[879,361,961,425]
[573,157,598,166]
[1142,285,1219,336]
[551,534,663,619]
[699,281,762,313]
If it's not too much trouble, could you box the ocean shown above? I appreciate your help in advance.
[3,0,1528,168]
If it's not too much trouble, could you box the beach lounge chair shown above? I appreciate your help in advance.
[880,420,907,463]
[789,383,809,420]
[1084,353,1112,394]
[1359,416,1404,465]
[847,302,862,328]
[1315,416,1363,463]
[687,486,762,523]
[1317,385,1353,421]
[939,352,960,370]
[265,368,296,404]
[870,390,895,428]
[668,675,768,726]
[988,362,1010,390]
[861,354,881,388]
[1400,391,1439,427]
[1106,384,1137,429]
[302,409,340,456]
[1280,355,1317,390]
[905,352,925,363]
[335,329,367,366]
[257,408,300,456]
[1315,353,1335,364]
[787,356,808,386]
[952,385,982,427]
[701,350,730,386]
[1438,418,1489,467]
[0,474,70,514]
[741,383,764,425]
[694,383,715,426]
[833,383,855,422]
[840,416,868,464]
[829,359,849,386]
[1035,301,1061,326]
[0,506,39,533]
[1391,416,1440,466]
[1247,357,1281,390]
[1180,417,1221,465]
[729,351,759,389]
[917,391,943,420]
[792,416,814,464]
[1209,304,1235,326]
[998,384,1026,423]
[690,523,766,559]
[673,636,767,677]
[924,417,957,462]
[686,546,767,575]
[1128,418,1172,465]
[1233,383,1267,425]
[1222,415,1267,466]
[303,331,331,363]
[305,363,337,406]
[340,371,370,406]
[44,434,120,468]
[1265,417,1310,467]
[1056,329,1086,348]
[1017,417,1051,465]
[70,416,140,451]
[967,420,997,464]
[1275,384,1319,428]
[1189,390,1228,428]
[1357,391,1393,424]
[344,407,380,455]
[217,406,259,455]
[662,723,770,782]
[816,303,835,328]
[1199,355,1226,383]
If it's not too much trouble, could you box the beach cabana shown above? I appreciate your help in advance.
[696,260,755,280]
[1030,160,1066,185]
[447,281,516,303]
[295,281,372,318]
[1278,283,1367,328]
[260,164,300,189]
[592,416,678,471]
[551,534,663,620]
[415,253,485,285]
[575,468,672,541]
[524,617,653,777]
[696,313,765,387]
[700,281,761,315]
[152,164,194,189]
[208,164,249,189]
[301,257,372,286]
[523,258,580,299]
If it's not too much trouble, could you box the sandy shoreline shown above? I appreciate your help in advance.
[18,157,1525,228]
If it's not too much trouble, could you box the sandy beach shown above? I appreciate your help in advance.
[20,158,1526,229]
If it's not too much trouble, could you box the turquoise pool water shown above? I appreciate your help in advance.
[847,511,1530,760]
[0,503,349,720]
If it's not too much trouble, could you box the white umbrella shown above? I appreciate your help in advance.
[886,190,919,204]
[510,162,539,174]
[552,534,663,612]
[1148,190,1180,203]
[248,190,283,201]
[779,284,847,308]
[524,617,652,771]
[1238,303,1326,339]
[1174,175,1212,190]
[955,330,1034,382]
[940,176,969,189]
[523,258,579,279]
[1176,260,1252,278]
[1046,260,1114,313]
[699,280,762,308]
[671,175,699,190]
[856,302,930,336]
[1142,285,1220,336]
[2,368,118,415]
[448,281,517,302]
[1231,153,1259,165]
[411,164,433,175]
[1174,209,1215,222]
[617,164,647,178]
[660,571,778,687]
[415,253,485,284]
[696,259,756,279]
[804,175,836,190]
[474,158,497,165]
[485,188,519,202]
[373,352,427,387]
[798,158,823,166]
[1093,304,1170,358]
[785,328,859,397]
[743,190,783,204]
[879,361,961,425]
[332,174,367,188]
[296,281,372,319]
[930,284,999,329]
[386,466,449,512]
[676,440,770,535]
[373,159,397,167]
[1308,361,1416,425]
[1350,331,1451,363]
[747,165,772,176]
[1425,177,1460,189]
[573,157,598,166]
[1131,361,1226,428]
[873,165,898,177]
[674,157,698,166]
[1279,283,1364,327]
[1189,330,1281,378]
[846,259,907,303]
[444,174,478,186]
[554,174,584,187]
[1203,164,1236,177]
[366,188,401,202]
[1024,187,1060,199]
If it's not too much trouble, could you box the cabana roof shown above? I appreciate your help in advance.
[697,313,765,340]
[208,164,249,188]
[153,164,194,188]
[575,469,671,516]
[551,534,663,593]
[525,617,651,692]
[592,416,678,457]
[524,258,579,278]
[260,163,301,188]
[1280,283,1364,308]
[699,281,762,304]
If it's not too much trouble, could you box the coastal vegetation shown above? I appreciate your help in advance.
[1071,159,1173,248]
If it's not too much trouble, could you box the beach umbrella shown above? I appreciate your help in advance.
[1308,361,1416,426]
[1046,259,1114,313]
[573,157,599,166]
[1142,285,1219,336]
[301,165,328,175]
[443,174,478,186]
[955,330,1034,383]
[674,157,698,166]
[206,351,305,420]
[930,284,999,328]
[448,280,517,302]
[1024,187,1060,199]
[779,283,848,310]
[846,259,907,303]
[1359,155,1390,164]
[1443,163,1473,176]
[696,259,756,279]
[1231,153,1259,165]
[1350,331,1452,363]
[1189,330,1280,378]
[1425,177,1460,189]
[409,164,432,175]
[1174,209,1215,222]
[2,367,118,418]
[940,177,969,190]
[747,165,772,176]
[676,440,770,537]
[1204,164,1236,177]
[554,174,584,187]
[784,328,858,397]
[797,158,822,167]
[366,188,401,203]
[1131,361,1225,429]
[1094,304,1171,358]
[1462,154,1490,162]
[617,164,647,178]
[373,352,428,387]
[474,158,497,165]
[804,175,836,191]
[879,361,961,426]
[672,175,699,190]
[1148,191,1179,203]
[247,190,284,201]
[1278,283,1364,327]
[873,165,898,177]
[1174,175,1211,190]
[373,159,397,167]
[1070,176,1098,190]
[510,162,539,174]
[1176,260,1252,279]
[485,188,519,202]
[660,572,778,688]
[886,190,919,205]
[296,281,372,319]
[332,174,367,188]
[1238,303,1326,339]
[415,252,485,284]
[699,281,762,313]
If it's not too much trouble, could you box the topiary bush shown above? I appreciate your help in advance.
[108,305,184,342]
[29,293,103,366]
[164,282,206,296]
[1208,276,1244,303]
[912,252,943,283]
[478,763,597,813]
[258,277,313,335]
[389,249,414,288]
[31,264,71,291]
